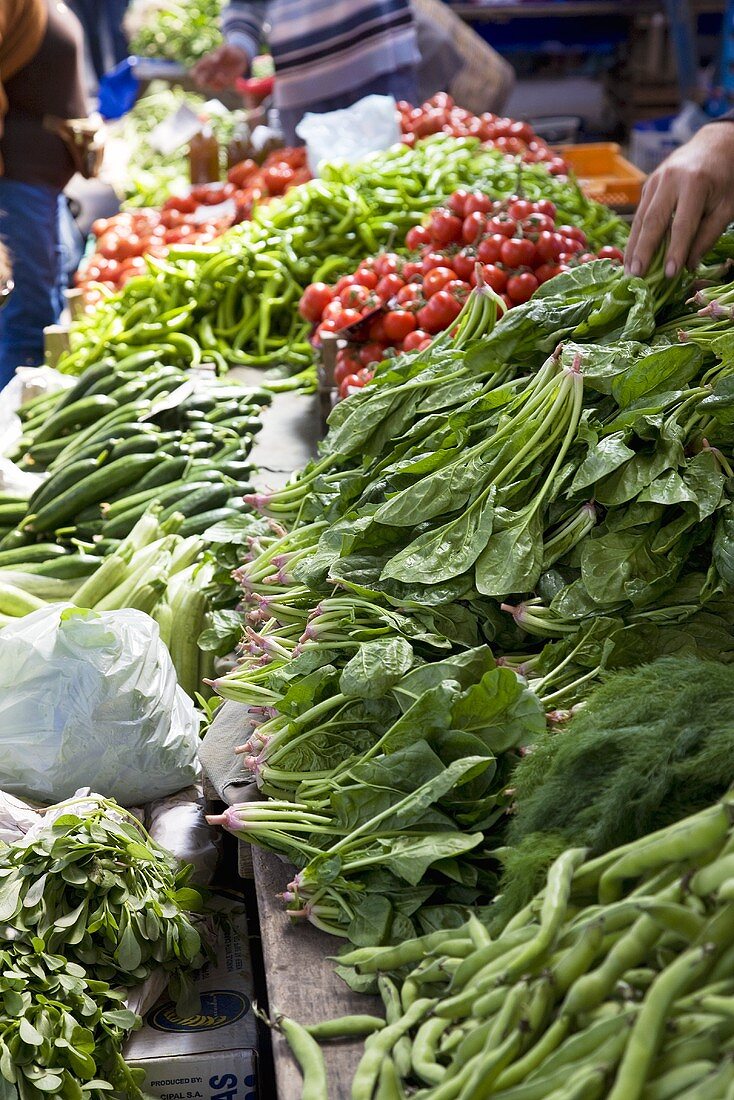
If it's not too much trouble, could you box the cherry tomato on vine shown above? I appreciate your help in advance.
[359,342,387,366]
[448,189,470,217]
[479,264,507,293]
[500,237,536,268]
[428,208,463,246]
[464,193,493,216]
[376,273,405,301]
[340,284,371,310]
[423,266,455,297]
[299,282,334,322]
[597,245,625,262]
[353,267,378,289]
[384,309,418,341]
[486,215,517,238]
[462,212,487,244]
[402,329,431,352]
[507,272,539,303]
[405,225,431,251]
[452,248,476,281]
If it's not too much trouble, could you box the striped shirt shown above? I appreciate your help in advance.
[223,0,420,109]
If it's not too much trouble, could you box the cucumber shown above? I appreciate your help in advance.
[0,494,29,507]
[23,437,70,467]
[18,389,65,423]
[103,486,165,521]
[100,481,211,539]
[103,434,162,461]
[27,457,103,516]
[28,394,118,445]
[179,506,243,537]
[28,453,159,533]
[0,530,32,551]
[53,399,151,465]
[201,401,241,423]
[160,482,233,522]
[0,543,67,567]
[50,359,116,413]
[47,424,151,471]
[0,503,28,525]
[27,554,100,578]
[134,455,189,493]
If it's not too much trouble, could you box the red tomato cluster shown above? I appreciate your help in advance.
[398,94,568,176]
[74,147,310,306]
[299,189,624,399]
[227,145,310,221]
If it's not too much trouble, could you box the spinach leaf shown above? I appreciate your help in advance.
[339,637,414,699]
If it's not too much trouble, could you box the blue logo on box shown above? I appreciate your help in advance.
[149,991,250,1033]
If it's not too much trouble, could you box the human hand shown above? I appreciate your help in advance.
[193,44,250,91]
[625,123,734,278]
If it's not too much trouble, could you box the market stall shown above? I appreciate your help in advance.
[5,8,734,1091]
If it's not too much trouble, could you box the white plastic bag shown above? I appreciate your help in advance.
[297,94,401,176]
[0,366,75,457]
[0,605,200,806]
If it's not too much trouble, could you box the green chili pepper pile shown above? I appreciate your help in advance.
[294,792,734,1100]
[0,795,205,1099]
[61,136,627,382]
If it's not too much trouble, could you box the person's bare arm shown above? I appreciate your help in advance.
[193,43,251,90]
[626,123,734,278]
[192,1,266,90]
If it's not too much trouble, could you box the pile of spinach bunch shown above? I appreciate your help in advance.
[0,798,204,1100]
[211,640,544,943]
[210,248,734,941]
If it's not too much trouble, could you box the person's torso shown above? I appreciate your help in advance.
[266,0,419,108]
[1,0,86,189]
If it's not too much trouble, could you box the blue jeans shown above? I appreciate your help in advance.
[279,66,419,145]
[0,179,76,387]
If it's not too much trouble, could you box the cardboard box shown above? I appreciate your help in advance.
[124,895,258,1100]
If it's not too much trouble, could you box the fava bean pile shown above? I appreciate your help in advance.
[60,136,626,381]
[282,795,734,1099]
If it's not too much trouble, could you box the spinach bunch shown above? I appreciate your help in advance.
[0,799,205,1099]
[212,642,544,943]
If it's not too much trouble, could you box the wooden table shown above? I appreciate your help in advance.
[254,850,383,1098]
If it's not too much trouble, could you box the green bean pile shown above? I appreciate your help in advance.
[286,794,734,1099]
[60,136,626,380]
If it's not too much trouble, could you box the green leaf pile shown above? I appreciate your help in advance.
[0,798,205,1099]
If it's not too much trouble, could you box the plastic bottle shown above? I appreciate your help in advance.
[227,114,254,169]
[189,119,220,184]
